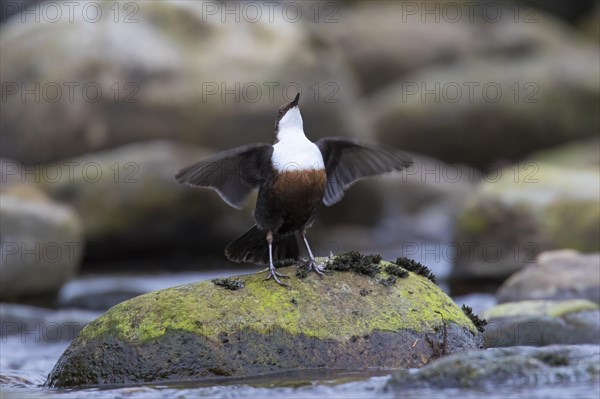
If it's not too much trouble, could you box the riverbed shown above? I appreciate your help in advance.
[2,271,598,399]
[2,334,598,399]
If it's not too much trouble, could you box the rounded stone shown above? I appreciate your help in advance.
[46,259,483,387]
[387,344,600,390]
[0,186,83,301]
[482,299,600,347]
[497,250,600,304]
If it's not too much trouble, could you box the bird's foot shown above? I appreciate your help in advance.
[265,265,289,286]
[306,258,326,276]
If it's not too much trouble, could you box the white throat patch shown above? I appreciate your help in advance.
[272,107,324,172]
[278,107,302,132]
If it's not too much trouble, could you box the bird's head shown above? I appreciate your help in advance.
[274,93,302,142]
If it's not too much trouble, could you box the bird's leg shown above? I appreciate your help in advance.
[301,231,325,276]
[265,231,289,286]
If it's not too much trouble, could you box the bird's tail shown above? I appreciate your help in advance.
[225,225,300,264]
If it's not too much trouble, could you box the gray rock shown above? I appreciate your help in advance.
[530,137,600,170]
[0,1,363,164]
[29,140,252,264]
[45,257,483,387]
[371,46,599,167]
[482,299,600,347]
[314,3,593,97]
[497,250,600,304]
[312,2,476,94]
[387,345,600,389]
[0,185,83,301]
[451,163,599,282]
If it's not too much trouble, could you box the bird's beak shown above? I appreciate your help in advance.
[290,93,300,107]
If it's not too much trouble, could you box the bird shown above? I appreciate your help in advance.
[176,93,412,286]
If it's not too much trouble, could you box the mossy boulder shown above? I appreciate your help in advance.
[46,256,483,387]
[371,40,600,167]
[497,250,600,304]
[452,163,600,283]
[483,299,600,347]
[0,1,362,164]
[387,345,600,390]
[0,184,83,302]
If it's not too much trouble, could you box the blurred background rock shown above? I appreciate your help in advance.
[0,0,598,313]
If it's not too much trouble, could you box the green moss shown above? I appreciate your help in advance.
[324,251,382,277]
[483,299,598,319]
[395,258,437,285]
[385,263,410,278]
[461,305,487,333]
[212,277,244,290]
[546,300,599,317]
[295,265,309,279]
[325,252,411,287]
[543,200,600,252]
[78,256,478,345]
[457,209,489,235]
[378,275,398,287]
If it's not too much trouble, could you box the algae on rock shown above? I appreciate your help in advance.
[46,256,483,387]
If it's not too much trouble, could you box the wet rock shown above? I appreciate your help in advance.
[482,299,600,347]
[371,48,599,167]
[315,3,595,97]
[0,1,363,164]
[0,185,83,302]
[312,2,476,94]
[497,250,600,304]
[451,163,599,284]
[0,303,101,341]
[29,140,249,265]
[386,345,600,389]
[530,137,600,170]
[45,256,483,387]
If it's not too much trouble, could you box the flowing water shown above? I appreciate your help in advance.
[1,271,599,399]
[2,316,599,399]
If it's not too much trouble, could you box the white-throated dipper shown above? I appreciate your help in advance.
[176,93,412,285]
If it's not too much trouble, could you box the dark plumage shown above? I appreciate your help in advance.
[176,93,412,285]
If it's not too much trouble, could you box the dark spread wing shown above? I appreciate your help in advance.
[175,143,273,209]
[316,137,413,206]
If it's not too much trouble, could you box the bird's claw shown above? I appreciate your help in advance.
[265,267,289,286]
[306,259,326,276]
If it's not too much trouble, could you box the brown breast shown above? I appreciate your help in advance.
[272,169,327,209]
